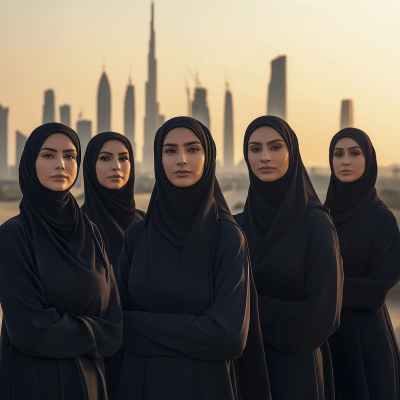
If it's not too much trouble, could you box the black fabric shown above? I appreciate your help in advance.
[82,131,144,268]
[325,127,385,250]
[237,116,343,400]
[113,116,271,399]
[328,206,400,399]
[0,123,123,400]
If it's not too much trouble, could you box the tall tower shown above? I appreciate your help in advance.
[192,88,210,129]
[0,104,8,178]
[97,71,111,134]
[43,89,55,124]
[143,2,162,170]
[267,55,286,120]
[76,119,92,187]
[60,105,71,127]
[16,131,27,166]
[340,99,354,129]
[124,80,135,156]
[224,84,234,169]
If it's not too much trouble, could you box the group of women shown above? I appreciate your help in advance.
[0,114,399,400]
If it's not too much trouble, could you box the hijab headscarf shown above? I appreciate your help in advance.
[82,132,143,267]
[240,115,327,272]
[325,127,385,249]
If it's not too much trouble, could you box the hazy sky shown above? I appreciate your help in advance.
[1,0,399,166]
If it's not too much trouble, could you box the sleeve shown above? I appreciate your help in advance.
[121,224,251,362]
[0,222,122,360]
[342,213,400,313]
[258,212,344,355]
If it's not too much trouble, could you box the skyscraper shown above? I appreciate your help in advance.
[223,85,234,169]
[267,55,286,120]
[43,89,55,124]
[97,71,111,134]
[124,81,135,156]
[340,99,354,129]
[76,119,92,187]
[16,131,27,166]
[60,104,71,127]
[143,2,163,170]
[192,88,210,129]
[0,104,8,178]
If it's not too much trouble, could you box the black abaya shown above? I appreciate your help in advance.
[325,128,400,399]
[236,115,343,400]
[0,123,123,400]
[114,116,271,400]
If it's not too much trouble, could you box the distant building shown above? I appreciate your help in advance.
[16,131,27,166]
[43,89,55,124]
[0,104,8,178]
[340,99,354,129]
[76,119,92,187]
[124,82,135,156]
[192,88,210,129]
[224,85,234,169]
[60,105,71,127]
[97,72,111,134]
[143,2,163,171]
[267,55,286,120]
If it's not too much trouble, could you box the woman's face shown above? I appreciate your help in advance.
[95,139,131,189]
[332,137,366,182]
[35,133,78,191]
[162,127,205,187]
[247,126,289,182]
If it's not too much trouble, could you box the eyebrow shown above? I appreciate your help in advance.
[163,141,202,147]
[98,151,129,155]
[40,147,77,153]
[248,139,284,145]
[333,146,362,151]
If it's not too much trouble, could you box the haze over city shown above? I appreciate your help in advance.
[1,0,399,168]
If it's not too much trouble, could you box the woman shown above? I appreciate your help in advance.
[235,115,343,400]
[115,116,271,399]
[82,131,144,268]
[0,123,123,400]
[325,127,400,399]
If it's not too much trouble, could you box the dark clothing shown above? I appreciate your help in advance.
[328,206,400,399]
[236,209,343,400]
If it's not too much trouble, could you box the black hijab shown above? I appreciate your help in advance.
[325,128,385,248]
[142,116,233,283]
[240,115,326,271]
[82,132,143,267]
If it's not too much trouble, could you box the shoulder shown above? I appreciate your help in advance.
[0,215,25,241]
[125,219,147,241]
[233,212,243,225]
[305,208,339,249]
[218,218,247,254]
[365,205,396,226]
[306,208,334,229]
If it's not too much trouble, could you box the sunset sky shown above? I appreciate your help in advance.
[1,0,399,167]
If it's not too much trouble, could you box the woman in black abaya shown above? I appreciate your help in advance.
[115,116,271,400]
[82,131,144,268]
[325,128,400,400]
[235,115,343,400]
[0,123,123,400]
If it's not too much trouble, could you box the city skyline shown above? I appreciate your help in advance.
[1,0,399,167]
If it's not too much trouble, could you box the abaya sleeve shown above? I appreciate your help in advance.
[120,222,251,362]
[258,210,343,355]
[342,209,400,313]
[0,218,122,360]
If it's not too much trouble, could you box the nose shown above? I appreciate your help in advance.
[260,147,271,162]
[55,155,65,170]
[342,153,350,166]
[176,150,187,165]
[112,159,121,171]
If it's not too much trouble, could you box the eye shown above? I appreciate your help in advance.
[164,148,176,154]
[65,154,76,159]
[188,147,200,153]
[250,147,261,153]
[351,151,361,157]
[119,156,129,162]
[271,145,282,151]
[42,153,54,158]
[334,152,343,157]
[99,156,111,161]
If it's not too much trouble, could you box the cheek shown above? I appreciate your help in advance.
[69,161,78,180]
[162,154,173,177]
[332,157,341,176]
[247,151,258,174]
[123,163,131,180]
[277,152,289,175]
[35,160,47,183]
[356,157,366,177]
[95,162,107,182]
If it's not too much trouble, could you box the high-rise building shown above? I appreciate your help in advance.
[340,99,354,129]
[76,119,92,187]
[267,55,286,120]
[0,104,8,178]
[223,85,234,169]
[60,105,71,127]
[97,71,111,134]
[143,2,163,170]
[43,89,55,124]
[192,88,210,129]
[16,131,27,166]
[124,81,135,156]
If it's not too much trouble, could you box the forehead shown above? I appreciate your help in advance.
[41,132,76,149]
[334,137,361,149]
[99,139,129,153]
[248,126,284,143]
[163,127,200,144]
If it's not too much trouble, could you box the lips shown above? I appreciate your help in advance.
[175,170,191,177]
[51,174,67,179]
[259,167,275,172]
[108,175,122,179]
